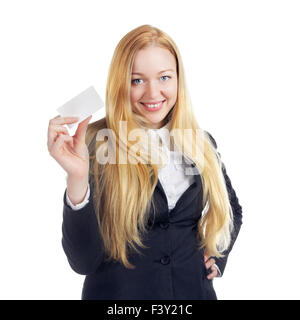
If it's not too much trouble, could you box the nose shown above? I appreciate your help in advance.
[144,80,163,100]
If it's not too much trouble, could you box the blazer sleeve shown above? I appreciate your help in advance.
[61,178,106,275]
[205,131,243,276]
[61,180,105,275]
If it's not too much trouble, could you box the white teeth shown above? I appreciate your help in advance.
[143,101,164,108]
[147,104,160,108]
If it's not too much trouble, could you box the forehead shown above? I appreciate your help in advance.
[132,46,176,74]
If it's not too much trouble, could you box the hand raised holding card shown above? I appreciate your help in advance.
[48,86,103,177]
[47,86,103,205]
[47,115,92,179]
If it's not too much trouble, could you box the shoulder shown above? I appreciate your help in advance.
[87,116,107,134]
[86,117,107,150]
[204,130,218,149]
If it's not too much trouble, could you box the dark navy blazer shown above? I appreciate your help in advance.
[61,132,243,300]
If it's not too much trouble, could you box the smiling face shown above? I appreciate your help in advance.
[130,46,178,129]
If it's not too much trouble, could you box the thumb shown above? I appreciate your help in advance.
[74,115,92,142]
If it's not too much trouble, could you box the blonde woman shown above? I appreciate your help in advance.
[47,25,243,300]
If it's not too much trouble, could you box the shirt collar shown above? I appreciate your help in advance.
[147,120,171,141]
[143,120,196,167]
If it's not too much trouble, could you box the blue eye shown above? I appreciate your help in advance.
[132,79,143,85]
[131,76,171,85]
[161,75,170,81]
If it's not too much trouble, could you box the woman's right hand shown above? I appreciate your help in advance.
[47,115,92,179]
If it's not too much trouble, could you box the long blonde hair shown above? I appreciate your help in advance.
[86,24,234,268]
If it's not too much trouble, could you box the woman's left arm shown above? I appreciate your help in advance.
[205,131,243,276]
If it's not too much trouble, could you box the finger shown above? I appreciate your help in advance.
[73,115,92,143]
[48,124,69,139]
[47,125,70,151]
[204,253,210,263]
[50,133,73,156]
[49,115,79,126]
[204,252,213,264]
[49,115,60,121]
[207,266,218,280]
[204,250,211,263]
[205,258,216,269]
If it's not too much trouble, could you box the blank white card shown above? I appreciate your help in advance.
[56,86,104,129]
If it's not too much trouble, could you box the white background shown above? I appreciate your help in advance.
[0,0,299,300]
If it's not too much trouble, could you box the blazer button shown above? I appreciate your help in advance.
[160,255,170,265]
[159,222,169,229]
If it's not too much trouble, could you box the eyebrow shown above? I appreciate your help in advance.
[131,69,175,75]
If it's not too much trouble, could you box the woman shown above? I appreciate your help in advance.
[47,24,243,300]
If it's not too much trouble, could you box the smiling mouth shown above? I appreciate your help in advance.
[140,100,166,110]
